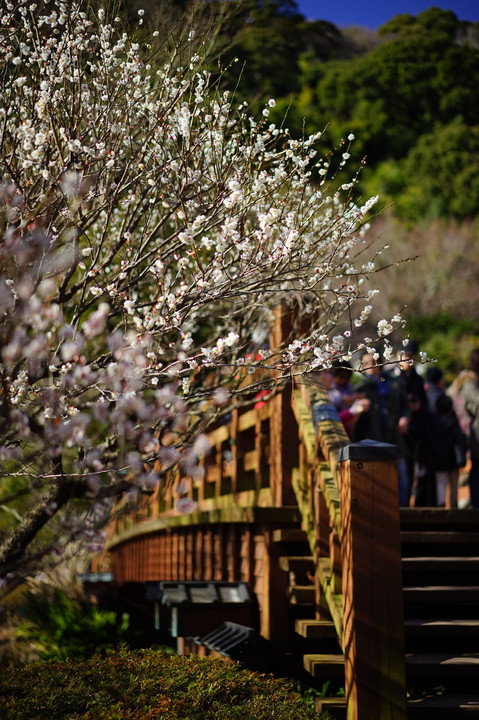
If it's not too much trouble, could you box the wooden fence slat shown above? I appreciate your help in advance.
[340,444,407,720]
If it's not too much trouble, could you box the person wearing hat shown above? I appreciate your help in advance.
[394,341,432,506]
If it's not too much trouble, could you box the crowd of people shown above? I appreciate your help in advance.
[323,343,479,508]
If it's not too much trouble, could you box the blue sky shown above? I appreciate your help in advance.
[295,1,479,28]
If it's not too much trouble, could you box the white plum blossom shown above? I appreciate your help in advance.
[0,0,404,596]
[377,319,394,337]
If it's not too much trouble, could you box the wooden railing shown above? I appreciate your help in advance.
[292,380,407,720]
[110,382,297,539]
[103,372,408,719]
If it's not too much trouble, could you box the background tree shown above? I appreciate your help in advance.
[266,7,479,221]
[0,0,398,598]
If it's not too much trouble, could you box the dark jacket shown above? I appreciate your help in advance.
[429,412,467,472]
[352,371,409,447]
[461,376,479,461]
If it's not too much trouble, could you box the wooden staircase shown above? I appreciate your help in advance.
[402,508,479,718]
[286,509,479,719]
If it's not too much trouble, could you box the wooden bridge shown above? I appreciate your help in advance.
[100,368,479,719]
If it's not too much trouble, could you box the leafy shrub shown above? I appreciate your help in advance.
[0,648,329,719]
[15,588,129,662]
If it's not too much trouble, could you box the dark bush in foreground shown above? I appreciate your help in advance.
[0,648,328,719]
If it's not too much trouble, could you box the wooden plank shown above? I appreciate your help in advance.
[288,586,315,604]
[406,653,479,676]
[402,556,479,572]
[292,390,317,463]
[263,529,289,647]
[206,424,231,446]
[176,532,185,580]
[270,385,297,507]
[303,653,345,679]
[243,449,257,472]
[204,527,213,580]
[186,529,194,580]
[317,557,343,639]
[317,462,341,539]
[165,532,172,580]
[107,502,303,551]
[214,525,226,580]
[278,556,315,572]
[158,534,166,578]
[403,586,479,602]
[231,407,240,496]
[240,528,253,585]
[400,507,479,529]
[226,525,240,581]
[401,531,479,544]
[407,694,479,711]
[295,619,337,639]
[272,528,308,543]
[194,528,204,580]
[340,454,407,720]
[171,532,178,581]
[315,697,346,714]
[315,486,330,560]
[329,529,342,595]
[405,619,479,637]
[237,408,257,432]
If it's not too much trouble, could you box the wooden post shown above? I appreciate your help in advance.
[329,528,342,595]
[262,529,289,646]
[231,408,240,497]
[269,305,298,507]
[270,386,298,506]
[339,441,407,720]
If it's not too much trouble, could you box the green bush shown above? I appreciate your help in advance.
[15,588,129,662]
[0,648,329,719]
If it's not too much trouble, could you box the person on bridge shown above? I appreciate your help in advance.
[459,348,479,508]
[351,351,413,505]
[429,394,466,508]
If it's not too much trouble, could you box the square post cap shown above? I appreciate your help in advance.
[338,439,398,462]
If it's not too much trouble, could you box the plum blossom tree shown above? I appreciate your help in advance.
[0,0,403,597]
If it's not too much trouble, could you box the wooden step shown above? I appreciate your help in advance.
[407,694,479,718]
[401,530,479,545]
[288,585,315,604]
[400,508,479,530]
[272,528,308,543]
[402,556,479,584]
[405,619,479,637]
[303,653,345,679]
[315,696,346,715]
[401,531,479,547]
[403,556,479,571]
[278,556,315,572]
[295,619,337,639]
[406,652,479,677]
[403,586,479,603]
[314,694,479,719]
[279,556,315,584]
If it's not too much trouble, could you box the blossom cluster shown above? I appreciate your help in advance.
[0,0,404,589]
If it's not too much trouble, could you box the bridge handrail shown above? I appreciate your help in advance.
[110,385,295,545]
[292,378,407,720]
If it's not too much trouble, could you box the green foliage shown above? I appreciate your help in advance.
[396,123,479,222]
[0,648,328,719]
[124,2,478,222]
[362,122,479,222]
[313,26,479,162]
[15,589,129,661]
[406,314,479,383]
[249,4,479,221]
